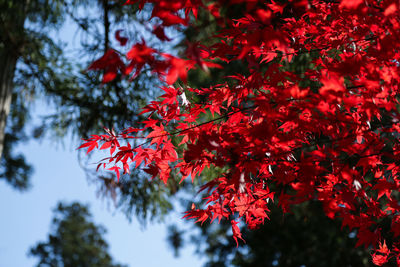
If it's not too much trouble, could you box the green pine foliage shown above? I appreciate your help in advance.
[30,202,126,267]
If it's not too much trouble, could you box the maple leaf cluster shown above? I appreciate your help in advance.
[80,0,400,265]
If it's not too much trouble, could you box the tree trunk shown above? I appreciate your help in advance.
[0,0,29,158]
[103,0,110,53]
[0,47,17,159]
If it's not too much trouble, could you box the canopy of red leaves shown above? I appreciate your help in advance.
[82,0,400,265]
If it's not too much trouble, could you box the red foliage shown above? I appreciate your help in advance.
[115,30,128,46]
[82,0,400,264]
[88,49,125,83]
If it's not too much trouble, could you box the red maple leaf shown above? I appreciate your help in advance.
[115,30,128,46]
[88,49,125,83]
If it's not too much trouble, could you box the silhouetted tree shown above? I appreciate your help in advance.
[30,202,126,267]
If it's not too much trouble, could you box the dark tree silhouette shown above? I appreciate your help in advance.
[30,202,126,267]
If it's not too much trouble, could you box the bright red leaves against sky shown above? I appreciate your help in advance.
[83,0,400,265]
